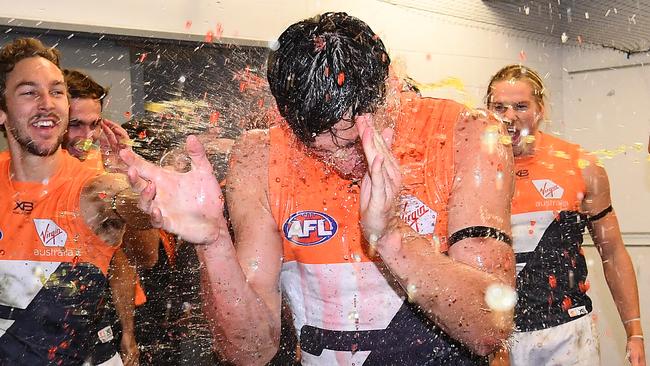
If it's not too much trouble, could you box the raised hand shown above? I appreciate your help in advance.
[357,114,402,246]
[119,135,226,244]
[99,119,130,173]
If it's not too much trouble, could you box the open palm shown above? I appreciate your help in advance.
[120,135,226,244]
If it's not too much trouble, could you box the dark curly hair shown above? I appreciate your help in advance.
[0,38,61,111]
[64,69,108,109]
[267,12,390,144]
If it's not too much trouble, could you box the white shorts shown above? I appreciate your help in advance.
[510,314,600,366]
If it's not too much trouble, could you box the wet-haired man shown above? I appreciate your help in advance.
[122,12,516,365]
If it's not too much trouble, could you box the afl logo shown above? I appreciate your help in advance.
[283,211,338,246]
[0,228,3,240]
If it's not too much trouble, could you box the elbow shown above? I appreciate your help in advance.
[217,337,279,366]
[470,335,507,356]
[469,316,513,356]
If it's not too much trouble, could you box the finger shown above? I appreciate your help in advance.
[98,131,111,154]
[101,122,119,147]
[381,127,394,149]
[360,123,379,168]
[355,114,371,139]
[383,165,396,200]
[186,135,214,172]
[377,127,401,185]
[359,173,371,211]
[150,207,164,229]
[107,120,131,145]
[369,156,386,205]
[137,180,157,214]
[120,149,160,181]
[127,166,148,193]
[383,156,401,192]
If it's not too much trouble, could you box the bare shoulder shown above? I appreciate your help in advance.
[226,129,272,223]
[232,129,270,156]
[228,129,270,188]
[454,109,509,144]
[579,151,611,214]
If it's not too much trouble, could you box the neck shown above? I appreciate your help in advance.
[514,131,542,160]
[8,143,63,183]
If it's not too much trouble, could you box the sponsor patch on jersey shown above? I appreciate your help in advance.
[33,219,68,247]
[97,325,114,343]
[532,179,564,199]
[0,228,3,240]
[567,305,588,318]
[400,195,437,235]
[283,211,338,246]
[515,169,529,178]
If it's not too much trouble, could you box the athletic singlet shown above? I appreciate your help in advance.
[0,150,120,365]
[511,132,591,332]
[269,95,487,365]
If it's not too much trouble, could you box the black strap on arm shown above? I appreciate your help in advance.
[448,226,513,247]
[588,205,613,222]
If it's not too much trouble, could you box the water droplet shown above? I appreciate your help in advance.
[268,39,280,51]
[561,32,569,43]
[485,283,517,312]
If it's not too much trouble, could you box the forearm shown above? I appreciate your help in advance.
[109,253,137,337]
[195,231,281,365]
[377,233,513,355]
[603,248,643,337]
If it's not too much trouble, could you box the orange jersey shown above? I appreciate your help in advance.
[511,132,592,331]
[0,150,120,364]
[269,96,486,365]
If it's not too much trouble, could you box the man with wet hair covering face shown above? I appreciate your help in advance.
[487,64,646,366]
[121,12,516,365]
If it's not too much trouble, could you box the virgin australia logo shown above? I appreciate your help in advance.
[532,179,564,199]
[33,219,68,247]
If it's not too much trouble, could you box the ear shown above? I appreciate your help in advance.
[0,108,6,127]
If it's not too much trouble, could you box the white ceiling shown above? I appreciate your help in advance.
[380,0,650,54]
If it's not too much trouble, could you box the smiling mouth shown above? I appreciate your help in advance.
[31,115,60,128]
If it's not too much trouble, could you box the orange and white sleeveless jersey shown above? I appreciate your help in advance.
[0,151,119,364]
[269,96,487,365]
[511,132,592,332]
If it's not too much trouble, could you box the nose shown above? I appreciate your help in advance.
[502,106,517,121]
[37,92,55,111]
[80,125,95,139]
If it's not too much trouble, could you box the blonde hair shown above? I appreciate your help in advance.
[486,64,546,111]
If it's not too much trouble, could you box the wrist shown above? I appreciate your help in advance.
[121,327,135,337]
[624,317,643,339]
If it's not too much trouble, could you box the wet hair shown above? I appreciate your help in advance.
[0,37,61,112]
[486,64,546,110]
[64,69,108,109]
[267,12,390,144]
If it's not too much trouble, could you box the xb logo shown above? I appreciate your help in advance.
[14,200,34,214]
